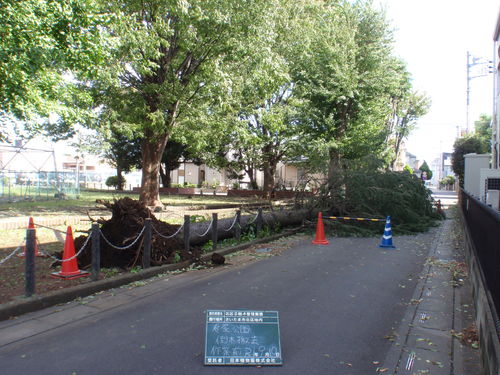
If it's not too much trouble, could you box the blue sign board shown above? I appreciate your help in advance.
[204,310,282,366]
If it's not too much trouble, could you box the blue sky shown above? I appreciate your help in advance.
[377,0,499,164]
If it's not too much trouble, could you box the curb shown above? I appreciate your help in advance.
[0,226,305,322]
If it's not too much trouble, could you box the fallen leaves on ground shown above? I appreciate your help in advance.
[451,324,479,349]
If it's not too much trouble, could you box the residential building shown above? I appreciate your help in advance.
[405,152,419,171]
[462,13,500,206]
[435,152,454,182]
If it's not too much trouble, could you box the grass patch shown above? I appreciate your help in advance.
[0,189,261,217]
[201,225,283,253]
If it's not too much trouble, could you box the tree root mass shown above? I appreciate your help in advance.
[74,197,185,269]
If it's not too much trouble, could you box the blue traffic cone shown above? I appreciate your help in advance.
[379,216,396,248]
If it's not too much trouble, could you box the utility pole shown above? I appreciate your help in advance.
[466,51,494,134]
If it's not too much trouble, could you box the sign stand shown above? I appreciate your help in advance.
[204,310,283,366]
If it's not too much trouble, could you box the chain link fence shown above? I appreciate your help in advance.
[0,170,80,201]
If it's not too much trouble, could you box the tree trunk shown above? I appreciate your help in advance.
[328,148,341,186]
[140,132,169,207]
[116,165,124,191]
[263,162,277,198]
[159,164,172,188]
[245,166,258,190]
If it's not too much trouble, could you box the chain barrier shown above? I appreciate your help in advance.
[192,218,213,237]
[43,233,93,262]
[222,214,239,232]
[37,240,53,258]
[34,222,66,243]
[0,240,25,265]
[33,222,66,234]
[246,212,260,225]
[99,225,146,251]
[151,222,184,239]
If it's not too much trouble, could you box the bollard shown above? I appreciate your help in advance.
[212,213,218,251]
[235,210,241,242]
[91,223,101,281]
[25,228,36,297]
[184,215,190,255]
[143,218,152,269]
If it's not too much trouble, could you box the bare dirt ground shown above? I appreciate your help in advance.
[0,196,299,305]
[0,231,307,305]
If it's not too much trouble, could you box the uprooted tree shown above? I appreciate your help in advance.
[312,170,442,235]
[71,197,313,270]
[74,197,185,269]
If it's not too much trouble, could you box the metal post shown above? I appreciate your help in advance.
[143,218,152,269]
[256,208,263,236]
[212,213,218,251]
[184,215,190,255]
[235,210,241,242]
[466,51,470,134]
[91,223,100,281]
[25,228,36,297]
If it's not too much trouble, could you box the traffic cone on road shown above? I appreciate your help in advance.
[51,226,89,280]
[379,216,396,249]
[312,212,329,245]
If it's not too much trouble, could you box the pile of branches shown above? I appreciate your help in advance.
[311,170,443,235]
[74,197,186,269]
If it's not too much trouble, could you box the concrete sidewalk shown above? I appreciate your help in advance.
[383,216,480,374]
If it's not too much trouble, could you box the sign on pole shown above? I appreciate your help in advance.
[204,310,282,366]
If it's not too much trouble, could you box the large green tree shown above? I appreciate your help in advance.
[387,91,431,170]
[174,0,301,194]
[291,1,411,182]
[473,114,492,150]
[227,86,301,195]
[89,0,282,206]
[0,0,104,139]
[452,116,491,187]
[104,131,142,191]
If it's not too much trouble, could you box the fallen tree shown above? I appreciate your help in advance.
[309,170,443,235]
[71,197,312,270]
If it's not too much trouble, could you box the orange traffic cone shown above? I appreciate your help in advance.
[51,226,89,280]
[19,217,45,257]
[312,212,329,245]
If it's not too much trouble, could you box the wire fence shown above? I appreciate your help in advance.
[0,170,82,202]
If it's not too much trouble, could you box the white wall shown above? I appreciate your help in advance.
[464,153,491,197]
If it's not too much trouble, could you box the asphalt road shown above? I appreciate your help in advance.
[431,189,458,208]
[0,231,435,375]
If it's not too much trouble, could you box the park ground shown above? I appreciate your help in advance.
[0,191,287,304]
